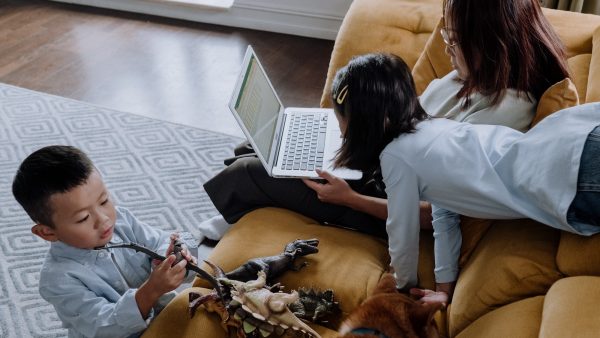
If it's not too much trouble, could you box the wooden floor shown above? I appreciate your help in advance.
[0,0,334,138]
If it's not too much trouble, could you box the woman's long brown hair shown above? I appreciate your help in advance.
[444,0,570,108]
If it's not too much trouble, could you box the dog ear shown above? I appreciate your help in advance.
[410,302,443,338]
[372,273,398,296]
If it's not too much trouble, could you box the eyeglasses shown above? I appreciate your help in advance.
[440,28,458,48]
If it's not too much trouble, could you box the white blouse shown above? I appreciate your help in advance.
[420,70,536,132]
[381,103,600,288]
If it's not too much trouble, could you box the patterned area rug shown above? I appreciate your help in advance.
[0,83,242,337]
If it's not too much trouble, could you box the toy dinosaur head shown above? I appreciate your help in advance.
[338,274,441,338]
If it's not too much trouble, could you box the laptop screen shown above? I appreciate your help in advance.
[233,55,282,161]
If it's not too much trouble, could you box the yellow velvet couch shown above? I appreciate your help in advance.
[143,0,600,337]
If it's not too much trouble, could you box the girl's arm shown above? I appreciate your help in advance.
[302,170,434,228]
[302,170,388,220]
[410,205,461,305]
[431,205,461,302]
[380,153,422,289]
[431,205,462,284]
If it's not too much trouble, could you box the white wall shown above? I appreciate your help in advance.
[51,0,353,40]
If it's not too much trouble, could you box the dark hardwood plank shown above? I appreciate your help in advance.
[0,0,334,137]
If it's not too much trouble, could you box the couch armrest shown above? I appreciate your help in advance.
[539,276,600,338]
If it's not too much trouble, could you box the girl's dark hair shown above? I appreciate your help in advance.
[444,0,570,107]
[332,53,429,172]
[12,145,95,227]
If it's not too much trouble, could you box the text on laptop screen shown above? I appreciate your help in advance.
[234,55,281,160]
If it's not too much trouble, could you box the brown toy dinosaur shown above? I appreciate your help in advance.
[338,273,442,338]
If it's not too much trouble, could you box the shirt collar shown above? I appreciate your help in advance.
[49,241,96,261]
[48,229,124,261]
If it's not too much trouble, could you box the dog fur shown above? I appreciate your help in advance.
[337,274,442,338]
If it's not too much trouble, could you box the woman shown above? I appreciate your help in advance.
[330,52,600,302]
[201,0,570,240]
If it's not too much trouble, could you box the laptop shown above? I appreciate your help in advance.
[228,45,362,180]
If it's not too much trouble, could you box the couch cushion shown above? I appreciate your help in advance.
[410,8,600,101]
[567,54,591,102]
[530,78,579,127]
[542,8,600,102]
[458,217,492,268]
[418,218,493,291]
[455,296,544,338]
[418,229,436,290]
[412,18,453,95]
[538,276,600,338]
[320,0,442,107]
[556,232,600,276]
[195,207,390,322]
[586,26,600,102]
[142,287,234,338]
[449,219,562,337]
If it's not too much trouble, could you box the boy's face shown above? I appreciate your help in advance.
[37,169,117,249]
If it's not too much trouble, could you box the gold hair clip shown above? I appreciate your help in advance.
[335,85,349,104]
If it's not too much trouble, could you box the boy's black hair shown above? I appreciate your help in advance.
[332,53,429,172]
[12,145,95,227]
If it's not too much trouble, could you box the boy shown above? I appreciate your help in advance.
[12,145,196,338]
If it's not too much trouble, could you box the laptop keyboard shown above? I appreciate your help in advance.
[282,112,328,171]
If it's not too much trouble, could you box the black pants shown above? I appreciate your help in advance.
[203,142,388,238]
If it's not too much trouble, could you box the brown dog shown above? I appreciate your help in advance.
[338,274,442,338]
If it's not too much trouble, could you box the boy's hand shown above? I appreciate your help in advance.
[136,255,187,319]
[155,233,198,267]
[147,254,188,294]
[170,233,197,265]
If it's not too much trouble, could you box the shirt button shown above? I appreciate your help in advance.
[98,252,106,258]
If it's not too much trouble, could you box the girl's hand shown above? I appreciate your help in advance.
[302,169,358,207]
[409,288,449,307]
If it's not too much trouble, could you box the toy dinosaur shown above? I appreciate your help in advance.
[190,270,321,338]
[188,239,323,338]
[288,288,340,326]
[225,238,319,283]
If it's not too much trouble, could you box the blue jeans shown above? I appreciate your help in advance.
[567,125,600,233]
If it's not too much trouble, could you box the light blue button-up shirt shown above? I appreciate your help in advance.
[38,206,176,338]
[381,103,600,288]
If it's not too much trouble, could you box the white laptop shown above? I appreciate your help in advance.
[228,45,362,180]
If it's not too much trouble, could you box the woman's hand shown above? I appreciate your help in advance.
[409,288,449,307]
[302,169,358,207]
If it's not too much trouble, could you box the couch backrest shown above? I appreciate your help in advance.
[410,9,600,103]
[322,0,600,106]
[319,0,441,108]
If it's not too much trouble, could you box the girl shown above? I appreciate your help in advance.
[331,52,600,302]
[201,0,570,239]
